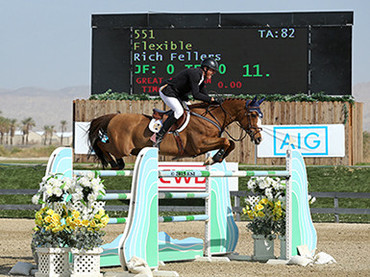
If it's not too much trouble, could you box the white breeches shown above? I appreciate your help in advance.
[159,90,187,119]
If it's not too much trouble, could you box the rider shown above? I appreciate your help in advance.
[153,57,220,148]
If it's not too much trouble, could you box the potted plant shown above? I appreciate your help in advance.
[66,172,108,277]
[243,177,286,261]
[32,206,72,277]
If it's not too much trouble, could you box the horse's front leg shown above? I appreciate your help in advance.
[201,137,234,165]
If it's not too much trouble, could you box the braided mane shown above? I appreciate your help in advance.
[189,98,245,110]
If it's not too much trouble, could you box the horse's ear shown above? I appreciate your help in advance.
[250,96,257,105]
[258,97,266,105]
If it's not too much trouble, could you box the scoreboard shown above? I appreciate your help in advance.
[91,12,353,95]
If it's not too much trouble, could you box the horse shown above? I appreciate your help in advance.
[88,97,265,169]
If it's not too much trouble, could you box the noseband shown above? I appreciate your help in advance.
[244,105,263,141]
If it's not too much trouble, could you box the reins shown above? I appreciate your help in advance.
[195,101,258,142]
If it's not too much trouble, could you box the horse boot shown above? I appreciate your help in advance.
[153,112,177,148]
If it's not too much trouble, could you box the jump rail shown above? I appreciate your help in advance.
[45,146,317,269]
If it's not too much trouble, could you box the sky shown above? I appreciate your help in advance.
[0,0,369,90]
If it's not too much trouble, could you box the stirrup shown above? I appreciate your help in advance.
[153,134,163,148]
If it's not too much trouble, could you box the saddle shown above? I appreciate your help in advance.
[150,108,190,133]
[149,108,191,157]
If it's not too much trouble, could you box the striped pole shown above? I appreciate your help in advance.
[158,170,290,178]
[108,217,127,224]
[74,170,134,177]
[158,192,209,199]
[97,193,131,201]
[159,214,209,222]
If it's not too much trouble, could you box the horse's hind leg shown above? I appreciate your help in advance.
[97,141,121,169]
[116,158,125,170]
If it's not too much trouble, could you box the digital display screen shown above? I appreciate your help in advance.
[132,28,308,95]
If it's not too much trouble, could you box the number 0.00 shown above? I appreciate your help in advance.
[217,81,242,89]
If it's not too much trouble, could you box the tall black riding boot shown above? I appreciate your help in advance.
[154,112,177,148]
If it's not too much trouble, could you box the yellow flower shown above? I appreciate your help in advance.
[46,209,54,215]
[90,220,97,228]
[101,216,109,226]
[72,210,80,219]
[255,204,264,211]
[260,198,268,205]
[82,219,89,227]
[45,216,53,223]
[247,210,254,220]
[257,211,265,217]
[96,223,104,229]
[74,218,82,226]
[52,213,61,222]
[94,213,102,220]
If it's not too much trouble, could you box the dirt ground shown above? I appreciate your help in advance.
[1,219,369,277]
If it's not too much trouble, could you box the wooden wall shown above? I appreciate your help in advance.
[73,100,363,165]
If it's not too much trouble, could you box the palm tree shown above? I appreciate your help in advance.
[0,116,8,144]
[49,125,55,145]
[21,117,36,145]
[43,125,50,145]
[9,119,17,145]
[60,120,67,145]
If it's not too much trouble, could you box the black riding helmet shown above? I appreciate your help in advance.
[201,57,219,73]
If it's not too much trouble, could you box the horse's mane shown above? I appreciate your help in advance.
[189,98,245,111]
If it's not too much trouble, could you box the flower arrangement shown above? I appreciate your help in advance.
[32,172,108,250]
[66,208,109,250]
[243,177,286,238]
[71,172,106,207]
[32,174,73,205]
[32,206,73,248]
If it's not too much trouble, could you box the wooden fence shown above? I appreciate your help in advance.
[73,100,363,165]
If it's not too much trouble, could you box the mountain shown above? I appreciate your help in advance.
[0,86,90,132]
[0,84,369,133]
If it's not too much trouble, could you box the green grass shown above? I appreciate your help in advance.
[0,163,369,222]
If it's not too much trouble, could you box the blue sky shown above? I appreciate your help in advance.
[0,0,369,90]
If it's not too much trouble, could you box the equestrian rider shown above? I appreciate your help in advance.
[153,57,220,148]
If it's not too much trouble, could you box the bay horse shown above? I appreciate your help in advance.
[88,97,265,169]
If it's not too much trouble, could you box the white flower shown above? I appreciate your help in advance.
[32,194,40,205]
[247,179,257,190]
[308,195,316,204]
[265,188,273,200]
[86,171,95,178]
[52,186,63,197]
[62,178,73,191]
[88,193,98,203]
[45,185,54,197]
[72,192,83,202]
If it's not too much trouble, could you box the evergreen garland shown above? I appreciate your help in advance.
[89,89,355,103]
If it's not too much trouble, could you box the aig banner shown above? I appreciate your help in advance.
[257,124,345,157]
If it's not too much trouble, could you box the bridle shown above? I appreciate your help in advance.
[244,105,263,142]
[203,100,263,142]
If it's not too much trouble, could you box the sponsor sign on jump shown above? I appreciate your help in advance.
[158,162,238,191]
[257,124,345,157]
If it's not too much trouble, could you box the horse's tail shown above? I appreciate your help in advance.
[88,114,117,167]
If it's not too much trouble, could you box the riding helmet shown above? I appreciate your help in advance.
[201,58,219,73]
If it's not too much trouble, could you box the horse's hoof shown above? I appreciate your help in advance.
[203,156,214,166]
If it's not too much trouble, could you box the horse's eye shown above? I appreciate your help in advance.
[251,114,257,118]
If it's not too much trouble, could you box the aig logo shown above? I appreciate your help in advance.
[273,126,328,156]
